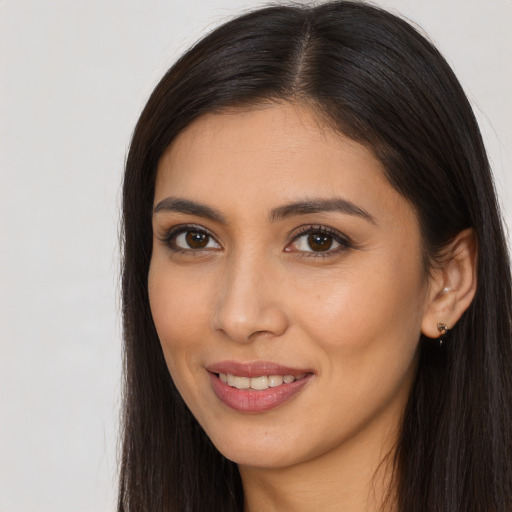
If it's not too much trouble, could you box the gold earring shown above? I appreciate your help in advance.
[437,322,449,335]
[437,322,449,345]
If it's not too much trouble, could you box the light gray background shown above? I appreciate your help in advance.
[1,1,510,511]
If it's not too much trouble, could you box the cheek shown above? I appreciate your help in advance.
[287,254,427,367]
[148,261,218,426]
[282,261,425,443]
[148,258,210,378]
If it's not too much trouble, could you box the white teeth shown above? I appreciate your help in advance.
[268,375,283,387]
[234,376,250,389]
[250,376,268,390]
[219,372,306,390]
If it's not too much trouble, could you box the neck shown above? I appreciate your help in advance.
[240,418,399,512]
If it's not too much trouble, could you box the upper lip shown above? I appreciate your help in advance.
[206,360,313,378]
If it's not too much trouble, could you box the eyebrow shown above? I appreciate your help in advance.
[270,198,376,224]
[153,196,375,225]
[153,197,227,223]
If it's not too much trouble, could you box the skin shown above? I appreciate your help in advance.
[148,102,475,511]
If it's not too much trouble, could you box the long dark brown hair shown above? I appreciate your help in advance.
[119,2,512,511]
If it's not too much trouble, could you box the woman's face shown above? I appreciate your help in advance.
[149,102,431,469]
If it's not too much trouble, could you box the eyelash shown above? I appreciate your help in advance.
[287,225,354,258]
[158,224,220,255]
[158,224,354,257]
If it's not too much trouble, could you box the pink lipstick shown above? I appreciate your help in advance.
[206,361,313,413]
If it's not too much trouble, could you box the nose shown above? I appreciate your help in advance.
[212,254,289,344]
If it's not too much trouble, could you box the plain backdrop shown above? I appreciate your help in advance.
[0,1,510,511]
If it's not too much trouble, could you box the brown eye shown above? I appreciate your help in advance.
[307,233,333,252]
[286,227,350,256]
[185,231,209,249]
[171,228,221,251]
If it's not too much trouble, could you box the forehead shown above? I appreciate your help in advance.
[154,102,413,227]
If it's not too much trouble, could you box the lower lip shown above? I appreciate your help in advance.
[209,372,312,413]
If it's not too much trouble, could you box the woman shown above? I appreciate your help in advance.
[118,2,512,511]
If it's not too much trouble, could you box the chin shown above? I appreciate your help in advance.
[218,443,297,469]
[202,422,301,469]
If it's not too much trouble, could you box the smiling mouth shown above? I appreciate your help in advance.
[209,371,313,412]
[206,361,314,412]
[218,372,307,390]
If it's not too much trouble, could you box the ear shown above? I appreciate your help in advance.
[421,228,478,338]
